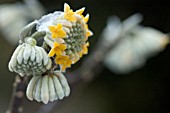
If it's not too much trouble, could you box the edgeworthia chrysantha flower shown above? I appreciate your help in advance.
[38,3,93,72]
[8,3,93,104]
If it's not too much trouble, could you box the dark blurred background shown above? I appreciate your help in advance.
[0,0,170,113]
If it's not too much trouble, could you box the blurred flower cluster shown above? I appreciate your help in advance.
[102,14,169,74]
[0,0,45,45]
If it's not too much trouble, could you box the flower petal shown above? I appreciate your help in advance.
[66,61,72,67]
[64,10,76,22]
[55,57,63,64]
[59,44,67,50]
[52,33,58,38]
[64,3,70,12]
[56,50,62,56]
[86,30,93,37]
[48,26,56,32]
[84,14,89,23]
[57,23,63,29]
[58,30,66,38]
[69,16,77,22]
[62,55,69,60]
[75,7,85,15]
[53,42,60,47]
[61,65,67,72]
[48,49,55,57]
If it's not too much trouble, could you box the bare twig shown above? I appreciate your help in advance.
[6,75,27,113]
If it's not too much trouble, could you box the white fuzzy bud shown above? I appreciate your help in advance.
[26,72,70,104]
[8,42,52,76]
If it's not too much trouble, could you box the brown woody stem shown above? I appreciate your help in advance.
[6,75,27,113]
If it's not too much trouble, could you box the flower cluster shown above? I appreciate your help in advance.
[8,3,93,104]
[45,3,93,72]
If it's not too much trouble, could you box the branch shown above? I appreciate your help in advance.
[6,75,27,113]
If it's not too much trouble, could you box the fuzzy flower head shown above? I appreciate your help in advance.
[44,3,93,72]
